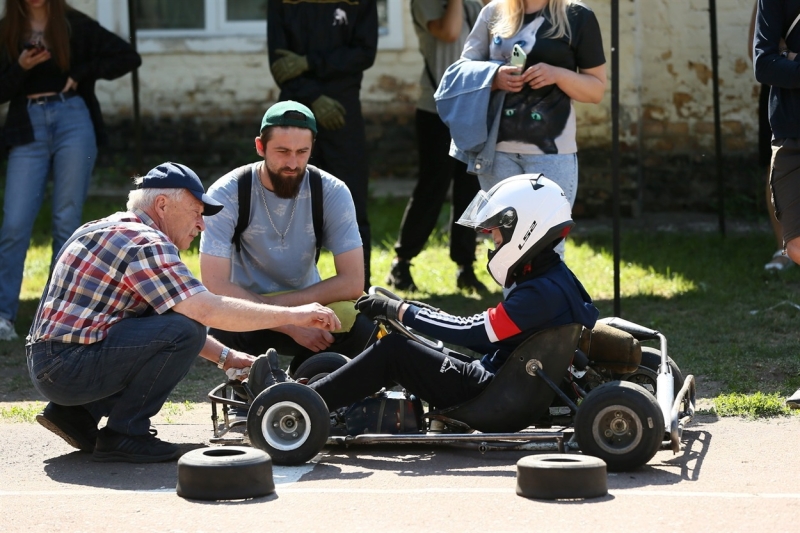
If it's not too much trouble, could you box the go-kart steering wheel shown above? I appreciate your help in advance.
[368,286,444,351]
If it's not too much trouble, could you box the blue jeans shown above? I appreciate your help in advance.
[482,152,578,258]
[27,313,206,436]
[0,95,97,322]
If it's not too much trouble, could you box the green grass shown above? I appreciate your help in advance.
[0,402,45,423]
[4,190,800,418]
[714,392,796,418]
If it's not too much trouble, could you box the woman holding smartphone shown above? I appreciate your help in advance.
[0,0,141,341]
[459,0,606,258]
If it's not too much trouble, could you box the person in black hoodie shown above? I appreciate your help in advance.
[298,175,599,412]
[0,0,141,341]
[267,0,377,290]
[754,0,800,408]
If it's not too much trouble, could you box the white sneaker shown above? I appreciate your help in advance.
[787,388,800,409]
[0,318,18,341]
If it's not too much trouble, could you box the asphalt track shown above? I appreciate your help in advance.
[2,410,798,532]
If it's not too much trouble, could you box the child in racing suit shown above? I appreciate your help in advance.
[308,175,599,411]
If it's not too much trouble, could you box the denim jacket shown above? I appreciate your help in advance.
[434,58,505,178]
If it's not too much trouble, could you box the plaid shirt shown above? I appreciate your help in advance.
[27,209,207,345]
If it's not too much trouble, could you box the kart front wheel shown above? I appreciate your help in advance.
[575,381,664,472]
[247,383,329,466]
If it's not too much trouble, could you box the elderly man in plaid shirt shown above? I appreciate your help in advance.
[26,162,340,464]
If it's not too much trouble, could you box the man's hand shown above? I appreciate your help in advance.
[227,349,256,370]
[291,302,341,331]
[271,49,309,84]
[355,294,401,321]
[283,324,335,352]
[312,95,347,130]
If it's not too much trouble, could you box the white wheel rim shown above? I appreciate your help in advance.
[591,405,643,455]
[260,400,312,451]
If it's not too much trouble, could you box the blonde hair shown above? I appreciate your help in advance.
[490,0,577,42]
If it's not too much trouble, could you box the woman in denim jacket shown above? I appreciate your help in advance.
[440,0,605,259]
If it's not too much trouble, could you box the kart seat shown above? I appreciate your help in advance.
[430,323,582,433]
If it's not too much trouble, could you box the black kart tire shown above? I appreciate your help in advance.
[293,352,350,381]
[247,382,329,466]
[176,446,274,501]
[622,347,684,398]
[516,454,607,499]
[575,381,665,472]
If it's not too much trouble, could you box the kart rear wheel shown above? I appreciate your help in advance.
[176,446,274,501]
[247,383,329,466]
[293,352,350,382]
[575,381,664,472]
[622,347,684,398]
[516,454,607,500]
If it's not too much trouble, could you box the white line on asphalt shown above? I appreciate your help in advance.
[2,488,800,499]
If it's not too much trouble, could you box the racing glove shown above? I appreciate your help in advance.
[312,95,347,130]
[271,49,309,84]
[355,294,402,322]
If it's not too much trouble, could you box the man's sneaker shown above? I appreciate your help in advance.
[266,348,291,383]
[787,388,800,409]
[36,402,98,453]
[247,349,278,397]
[93,427,181,463]
[386,258,417,291]
[456,266,487,292]
[0,317,18,341]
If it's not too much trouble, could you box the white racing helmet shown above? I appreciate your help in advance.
[456,174,574,288]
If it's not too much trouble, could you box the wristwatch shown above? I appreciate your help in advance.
[217,346,230,369]
[781,49,791,59]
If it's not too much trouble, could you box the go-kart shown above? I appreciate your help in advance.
[207,287,696,472]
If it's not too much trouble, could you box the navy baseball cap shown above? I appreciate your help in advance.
[137,162,224,216]
[260,100,317,134]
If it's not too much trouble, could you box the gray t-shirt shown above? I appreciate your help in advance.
[412,0,483,113]
[200,162,362,294]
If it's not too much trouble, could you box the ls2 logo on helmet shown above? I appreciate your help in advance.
[519,220,537,249]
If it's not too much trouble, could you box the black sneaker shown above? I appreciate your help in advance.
[247,349,278,397]
[456,266,488,292]
[386,258,417,291]
[36,402,98,453]
[93,427,181,463]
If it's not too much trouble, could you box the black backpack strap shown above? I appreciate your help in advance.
[308,165,324,263]
[232,163,323,262]
[231,164,254,254]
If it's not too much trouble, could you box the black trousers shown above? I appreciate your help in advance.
[209,314,377,374]
[309,90,372,288]
[309,334,492,412]
[393,109,482,266]
[770,137,800,245]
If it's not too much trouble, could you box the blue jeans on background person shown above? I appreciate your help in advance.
[27,313,206,436]
[481,152,578,259]
[0,95,97,323]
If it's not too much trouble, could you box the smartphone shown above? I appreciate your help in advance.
[510,44,527,72]
[23,41,45,52]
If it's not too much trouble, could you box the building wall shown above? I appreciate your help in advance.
[0,0,760,154]
[0,1,765,214]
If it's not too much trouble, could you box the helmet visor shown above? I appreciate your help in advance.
[456,189,516,232]
[456,190,491,229]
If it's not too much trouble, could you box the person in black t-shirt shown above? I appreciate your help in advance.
[461,0,606,260]
[0,0,141,342]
